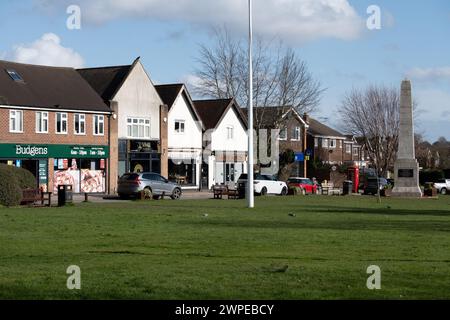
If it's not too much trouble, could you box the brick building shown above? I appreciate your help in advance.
[241,106,308,177]
[302,113,364,166]
[0,60,112,193]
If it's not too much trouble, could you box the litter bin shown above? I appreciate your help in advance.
[238,181,246,199]
[343,180,353,195]
[58,185,73,206]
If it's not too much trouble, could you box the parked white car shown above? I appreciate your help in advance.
[237,174,288,196]
[434,179,450,195]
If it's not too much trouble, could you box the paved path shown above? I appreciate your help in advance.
[71,190,214,203]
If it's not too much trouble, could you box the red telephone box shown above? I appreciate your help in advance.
[347,166,359,193]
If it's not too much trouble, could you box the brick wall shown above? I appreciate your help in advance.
[159,104,169,178]
[311,137,345,164]
[1,107,110,193]
[279,117,304,152]
[0,108,109,145]
[108,102,119,194]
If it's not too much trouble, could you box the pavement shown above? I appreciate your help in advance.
[71,190,214,203]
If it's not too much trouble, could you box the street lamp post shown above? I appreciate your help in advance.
[247,0,254,208]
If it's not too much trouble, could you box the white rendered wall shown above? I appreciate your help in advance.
[168,93,202,150]
[114,61,162,140]
[210,108,248,152]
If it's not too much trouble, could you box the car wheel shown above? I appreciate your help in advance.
[301,188,306,196]
[171,188,182,200]
[280,187,287,196]
[441,188,447,195]
[260,187,268,196]
[143,187,153,200]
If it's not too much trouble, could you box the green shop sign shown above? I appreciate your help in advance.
[0,144,109,159]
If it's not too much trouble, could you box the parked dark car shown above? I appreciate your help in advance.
[363,177,389,195]
[118,172,182,200]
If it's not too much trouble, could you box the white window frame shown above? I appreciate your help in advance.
[55,112,68,134]
[314,138,319,147]
[353,147,359,156]
[93,115,105,136]
[330,139,337,149]
[174,120,185,134]
[340,140,343,148]
[291,127,301,141]
[346,144,351,154]
[35,111,48,134]
[9,110,23,133]
[126,117,150,139]
[322,138,329,148]
[226,125,234,140]
[74,113,86,135]
[278,127,287,141]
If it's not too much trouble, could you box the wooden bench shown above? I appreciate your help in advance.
[227,188,239,199]
[22,189,52,207]
[212,185,240,199]
[321,182,342,196]
[213,185,227,199]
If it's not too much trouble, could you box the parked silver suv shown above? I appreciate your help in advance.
[118,172,182,200]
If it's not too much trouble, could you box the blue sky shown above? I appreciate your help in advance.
[0,0,449,141]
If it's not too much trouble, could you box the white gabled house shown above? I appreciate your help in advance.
[155,84,204,189]
[193,98,248,188]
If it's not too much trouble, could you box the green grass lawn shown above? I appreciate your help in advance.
[1,195,450,299]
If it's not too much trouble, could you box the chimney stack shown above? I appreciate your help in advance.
[303,113,310,124]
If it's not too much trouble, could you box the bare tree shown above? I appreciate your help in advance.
[339,85,400,177]
[193,27,324,129]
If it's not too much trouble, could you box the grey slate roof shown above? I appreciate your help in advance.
[77,65,132,102]
[0,60,110,112]
[307,118,345,138]
[193,98,247,130]
[154,84,184,110]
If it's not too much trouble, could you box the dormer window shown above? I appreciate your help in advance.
[6,69,24,82]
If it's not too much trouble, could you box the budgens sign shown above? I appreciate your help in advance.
[16,145,49,157]
[0,144,109,159]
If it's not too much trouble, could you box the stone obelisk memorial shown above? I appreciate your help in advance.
[392,80,422,197]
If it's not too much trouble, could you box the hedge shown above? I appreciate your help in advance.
[0,163,36,189]
[419,170,445,185]
[0,166,22,207]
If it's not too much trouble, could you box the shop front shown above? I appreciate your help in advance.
[211,151,247,186]
[168,150,201,189]
[118,140,161,177]
[0,144,109,194]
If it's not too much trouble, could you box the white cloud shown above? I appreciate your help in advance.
[5,33,84,68]
[406,66,450,81]
[178,74,204,99]
[35,0,365,43]
[180,74,202,87]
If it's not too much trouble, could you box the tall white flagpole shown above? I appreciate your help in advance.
[247,0,255,208]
